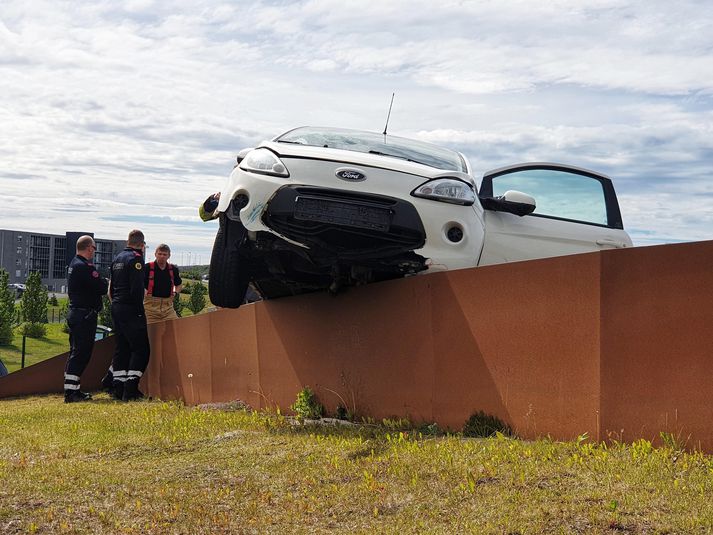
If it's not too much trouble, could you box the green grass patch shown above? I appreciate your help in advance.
[0,395,711,533]
[0,323,69,373]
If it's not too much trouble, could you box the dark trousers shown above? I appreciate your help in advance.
[64,308,98,392]
[110,303,150,392]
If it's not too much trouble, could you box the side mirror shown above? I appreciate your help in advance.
[480,189,536,217]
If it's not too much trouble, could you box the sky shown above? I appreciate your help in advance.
[1,0,712,264]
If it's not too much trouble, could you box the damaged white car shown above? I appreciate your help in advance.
[209,126,631,308]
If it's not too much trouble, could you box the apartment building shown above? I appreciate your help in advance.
[0,229,125,292]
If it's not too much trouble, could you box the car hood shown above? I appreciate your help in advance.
[259,141,475,185]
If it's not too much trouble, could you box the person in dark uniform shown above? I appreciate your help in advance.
[64,235,109,403]
[144,243,183,323]
[109,229,150,401]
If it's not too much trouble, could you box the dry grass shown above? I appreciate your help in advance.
[0,395,711,534]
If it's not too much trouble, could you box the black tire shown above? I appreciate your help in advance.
[208,214,250,308]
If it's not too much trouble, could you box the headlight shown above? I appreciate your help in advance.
[239,148,290,178]
[412,178,475,205]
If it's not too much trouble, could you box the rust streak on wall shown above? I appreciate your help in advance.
[2,241,712,451]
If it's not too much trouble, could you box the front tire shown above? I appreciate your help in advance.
[209,214,250,308]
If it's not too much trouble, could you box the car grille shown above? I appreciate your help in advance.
[264,187,426,255]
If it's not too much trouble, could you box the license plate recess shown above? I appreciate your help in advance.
[294,196,391,231]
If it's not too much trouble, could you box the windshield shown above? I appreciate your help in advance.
[275,126,467,172]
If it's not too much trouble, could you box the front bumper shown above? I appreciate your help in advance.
[263,186,425,261]
[218,157,485,273]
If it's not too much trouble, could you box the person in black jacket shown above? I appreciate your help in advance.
[64,235,109,403]
[109,229,150,401]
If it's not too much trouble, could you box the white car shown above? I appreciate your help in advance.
[209,126,632,308]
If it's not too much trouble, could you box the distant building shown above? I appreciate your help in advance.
[0,229,125,293]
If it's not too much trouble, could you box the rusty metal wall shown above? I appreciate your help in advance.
[0,338,114,399]
[2,241,712,450]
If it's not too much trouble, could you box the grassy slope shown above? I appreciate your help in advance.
[0,396,711,534]
[0,323,69,373]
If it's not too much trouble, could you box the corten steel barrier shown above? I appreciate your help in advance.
[1,240,712,451]
[0,338,114,398]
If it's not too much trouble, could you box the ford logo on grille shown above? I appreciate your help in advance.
[336,168,366,182]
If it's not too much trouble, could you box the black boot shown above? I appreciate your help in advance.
[101,372,114,394]
[64,390,92,403]
[122,380,145,402]
[111,382,124,401]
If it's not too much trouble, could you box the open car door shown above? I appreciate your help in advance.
[477,163,632,266]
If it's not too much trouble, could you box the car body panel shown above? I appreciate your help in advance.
[478,162,632,265]
[479,210,631,265]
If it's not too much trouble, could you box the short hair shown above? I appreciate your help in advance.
[76,235,95,253]
[155,243,171,254]
[127,229,145,248]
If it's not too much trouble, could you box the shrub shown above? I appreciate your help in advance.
[48,294,59,306]
[186,282,207,315]
[418,422,442,436]
[19,321,47,339]
[0,269,15,345]
[21,272,48,325]
[335,405,349,421]
[97,295,112,328]
[173,293,183,317]
[462,411,512,438]
[291,387,323,420]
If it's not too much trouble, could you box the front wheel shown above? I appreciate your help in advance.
[208,214,250,308]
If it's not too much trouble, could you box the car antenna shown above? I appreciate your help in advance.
[382,92,395,140]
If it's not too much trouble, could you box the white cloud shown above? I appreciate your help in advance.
[0,0,712,262]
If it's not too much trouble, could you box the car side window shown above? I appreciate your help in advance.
[491,169,608,226]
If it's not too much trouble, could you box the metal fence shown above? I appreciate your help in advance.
[12,308,67,324]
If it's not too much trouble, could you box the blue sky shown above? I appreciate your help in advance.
[1,0,712,263]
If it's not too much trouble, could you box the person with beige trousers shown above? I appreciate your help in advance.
[143,244,183,323]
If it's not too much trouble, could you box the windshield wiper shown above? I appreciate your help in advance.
[368,150,425,165]
[277,140,305,145]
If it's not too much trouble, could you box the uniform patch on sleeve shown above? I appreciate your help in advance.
[135,262,143,270]
[92,271,99,278]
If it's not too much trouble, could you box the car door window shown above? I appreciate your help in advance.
[490,169,608,226]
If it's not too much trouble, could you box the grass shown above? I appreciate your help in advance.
[0,323,69,373]
[0,396,711,534]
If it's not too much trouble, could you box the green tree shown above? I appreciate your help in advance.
[0,269,16,344]
[186,282,206,315]
[20,272,48,338]
[98,295,113,328]
[173,292,183,318]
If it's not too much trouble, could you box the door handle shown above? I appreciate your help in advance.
[596,239,628,248]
